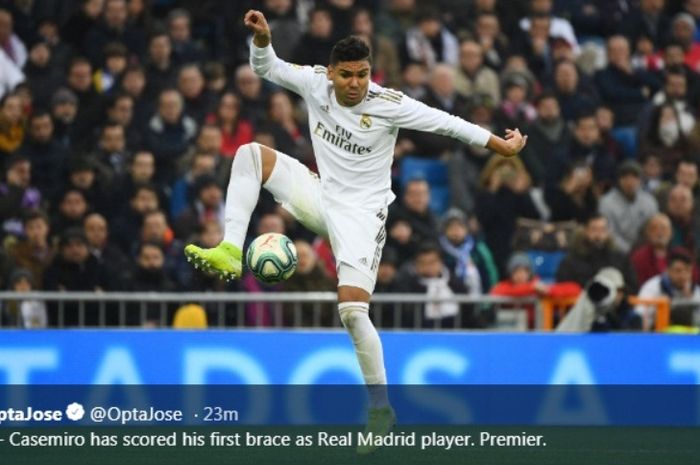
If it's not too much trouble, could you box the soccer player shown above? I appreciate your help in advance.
[185,10,527,453]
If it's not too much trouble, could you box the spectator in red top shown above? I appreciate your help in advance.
[206,91,254,158]
[491,252,581,328]
[631,213,673,285]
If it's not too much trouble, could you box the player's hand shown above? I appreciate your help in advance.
[504,128,527,157]
[244,10,271,46]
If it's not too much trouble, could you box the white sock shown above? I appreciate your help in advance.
[223,143,263,247]
[339,302,389,409]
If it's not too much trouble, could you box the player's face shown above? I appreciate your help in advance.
[328,60,371,107]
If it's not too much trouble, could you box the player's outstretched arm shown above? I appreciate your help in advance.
[486,129,528,158]
[244,10,271,47]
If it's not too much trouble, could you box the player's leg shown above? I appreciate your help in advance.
[331,209,394,454]
[184,142,278,279]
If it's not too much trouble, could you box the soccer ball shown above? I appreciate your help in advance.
[246,233,298,283]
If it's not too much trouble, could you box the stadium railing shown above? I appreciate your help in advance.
[0,292,539,330]
[1,292,696,331]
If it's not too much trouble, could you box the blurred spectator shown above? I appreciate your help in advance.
[494,71,537,131]
[399,62,428,101]
[93,42,129,95]
[640,101,700,176]
[124,241,176,325]
[264,90,312,164]
[62,0,105,53]
[664,183,699,253]
[172,303,207,328]
[475,156,541,274]
[662,41,700,107]
[454,40,500,105]
[385,213,418,268]
[636,247,700,330]
[471,12,509,70]
[281,239,336,326]
[629,212,699,285]
[92,122,131,182]
[0,50,23,101]
[167,8,206,66]
[559,111,616,189]
[121,64,151,126]
[110,183,160,252]
[395,243,480,328]
[170,152,217,218]
[36,19,71,72]
[105,93,141,149]
[64,157,111,216]
[351,8,401,89]
[262,0,303,61]
[0,155,40,238]
[520,91,570,186]
[491,252,581,328]
[683,0,700,42]
[206,91,254,158]
[544,162,597,223]
[2,268,47,328]
[599,161,659,253]
[620,0,671,48]
[513,13,556,82]
[24,40,62,108]
[51,88,79,149]
[438,208,499,294]
[641,151,665,194]
[52,189,90,238]
[177,64,215,125]
[18,109,68,197]
[203,62,227,97]
[111,150,168,215]
[84,0,145,65]
[400,6,459,69]
[519,0,580,55]
[8,210,54,289]
[144,31,176,99]
[43,228,108,325]
[595,104,625,163]
[0,8,27,68]
[292,7,335,66]
[374,0,416,43]
[84,212,129,288]
[145,88,197,185]
[557,267,641,332]
[388,178,438,246]
[594,35,661,126]
[0,93,24,156]
[551,60,599,122]
[234,65,266,128]
[556,214,638,291]
[669,13,700,71]
[174,175,224,240]
[66,57,103,146]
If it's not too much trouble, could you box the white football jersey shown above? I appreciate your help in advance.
[250,43,491,210]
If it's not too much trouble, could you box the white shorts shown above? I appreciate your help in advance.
[263,150,387,294]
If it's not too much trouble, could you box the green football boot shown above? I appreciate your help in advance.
[184,241,242,281]
[356,406,396,455]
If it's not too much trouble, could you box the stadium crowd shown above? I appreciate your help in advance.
[1,0,700,330]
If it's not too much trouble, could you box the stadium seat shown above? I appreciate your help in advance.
[399,156,450,214]
[611,126,638,159]
[526,250,565,283]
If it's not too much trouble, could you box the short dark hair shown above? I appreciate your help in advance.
[416,242,442,258]
[330,36,371,65]
[668,247,693,266]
